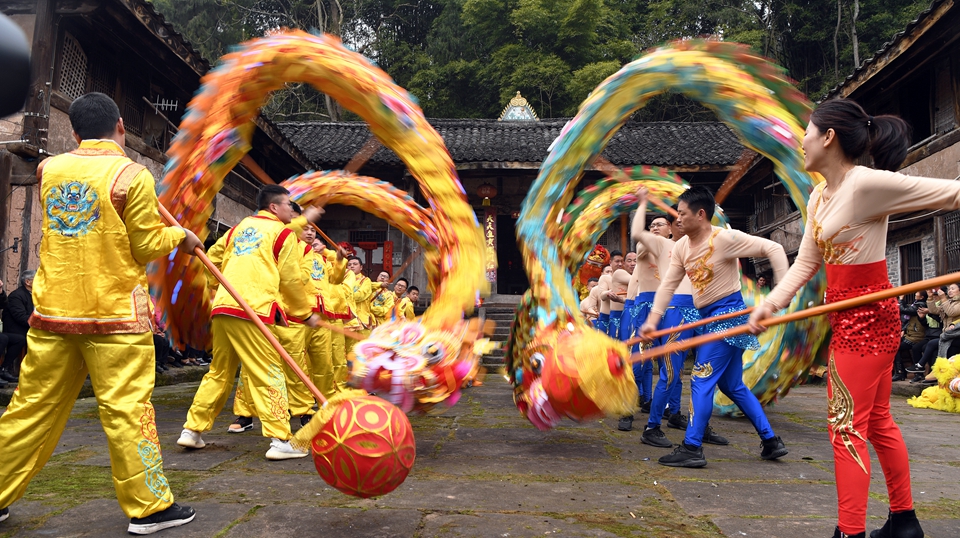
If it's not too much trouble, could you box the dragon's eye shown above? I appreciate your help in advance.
[422,343,445,364]
[530,352,545,375]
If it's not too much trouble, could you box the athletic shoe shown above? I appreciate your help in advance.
[658,442,706,468]
[909,375,925,384]
[703,426,729,445]
[667,413,688,430]
[265,439,309,460]
[127,503,196,535]
[639,399,651,413]
[904,363,924,374]
[760,435,788,460]
[617,415,634,431]
[227,416,254,433]
[919,378,937,386]
[176,429,205,449]
[641,426,673,448]
[891,373,906,382]
[0,507,8,522]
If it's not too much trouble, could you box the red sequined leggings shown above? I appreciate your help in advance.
[826,261,913,534]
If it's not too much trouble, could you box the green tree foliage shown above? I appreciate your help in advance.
[150,0,933,120]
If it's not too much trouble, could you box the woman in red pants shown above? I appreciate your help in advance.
[750,99,960,538]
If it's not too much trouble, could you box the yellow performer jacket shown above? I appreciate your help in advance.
[370,286,395,325]
[394,295,415,321]
[211,211,313,325]
[301,246,349,319]
[31,139,185,334]
[345,272,374,329]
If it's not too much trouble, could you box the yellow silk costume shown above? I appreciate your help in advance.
[394,295,415,321]
[370,287,396,325]
[184,210,313,440]
[343,271,373,360]
[234,239,315,419]
[303,247,348,398]
[0,139,185,518]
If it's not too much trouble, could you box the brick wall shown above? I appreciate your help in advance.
[885,220,936,286]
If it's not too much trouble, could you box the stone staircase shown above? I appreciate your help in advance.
[480,303,520,369]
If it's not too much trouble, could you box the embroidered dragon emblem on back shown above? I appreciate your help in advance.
[46,181,101,237]
[232,227,263,256]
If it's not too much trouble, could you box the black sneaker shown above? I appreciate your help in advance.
[128,503,195,535]
[909,375,925,384]
[703,426,729,445]
[904,363,924,374]
[227,416,254,433]
[658,442,706,468]
[891,373,906,382]
[300,414,313,428]
[662,407,671,420]
[0,507,8,522]
[919,378,937,386]
[617,415,634,431]
[667,413,688,430]
[641,426,673,448]
[760,435,788,460]
[640,399,651,413]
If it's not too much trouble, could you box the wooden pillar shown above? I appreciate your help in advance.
[483,206,497,285]
[24,0,55,148]
[620,213,627,252]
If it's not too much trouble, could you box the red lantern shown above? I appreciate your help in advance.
[312,396,416,498]
[477,183,497,206]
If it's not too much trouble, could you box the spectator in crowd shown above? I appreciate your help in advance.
[896,292,929,382]
[755,274,770,293]
[909,284,960,381]
[0,270,34,382]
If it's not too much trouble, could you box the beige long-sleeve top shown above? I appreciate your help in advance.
[611,269,631,311]
[765,166,960,311]
[597,274,613,314]
[636,231,694,296]
[652,226,789,314]
[580,285,601,319]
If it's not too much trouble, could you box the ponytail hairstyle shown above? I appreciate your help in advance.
[810,99,910,171]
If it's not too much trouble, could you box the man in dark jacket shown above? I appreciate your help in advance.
[0,270,33,381]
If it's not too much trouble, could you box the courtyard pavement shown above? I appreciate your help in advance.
[0,376,957,537]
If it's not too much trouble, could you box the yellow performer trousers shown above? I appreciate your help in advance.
[306,325,336,398]
[234,323,314,418]
[185,315,292,440]
[0,329,173,518]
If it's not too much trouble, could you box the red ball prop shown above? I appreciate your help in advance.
[312,396,416,498]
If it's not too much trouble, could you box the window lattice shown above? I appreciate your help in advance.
[349,230,387,243]
[123,93,144,137]
[89,60,116,98]
[58,33,88,100]
[945,210,960,273]
[899,241,923,285]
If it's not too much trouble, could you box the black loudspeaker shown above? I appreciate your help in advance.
[0,14,31,118]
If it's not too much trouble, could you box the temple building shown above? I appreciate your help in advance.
[278,92,754,300]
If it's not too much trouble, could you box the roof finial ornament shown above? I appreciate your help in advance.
[499,91,539,122]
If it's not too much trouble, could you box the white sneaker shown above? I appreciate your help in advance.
[265,438,309,460]
[176,429,205,449]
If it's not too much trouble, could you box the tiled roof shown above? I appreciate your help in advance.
[823,0,949,100]
[278,119,744,169]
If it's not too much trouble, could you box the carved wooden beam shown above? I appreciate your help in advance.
[715,149,761,205]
